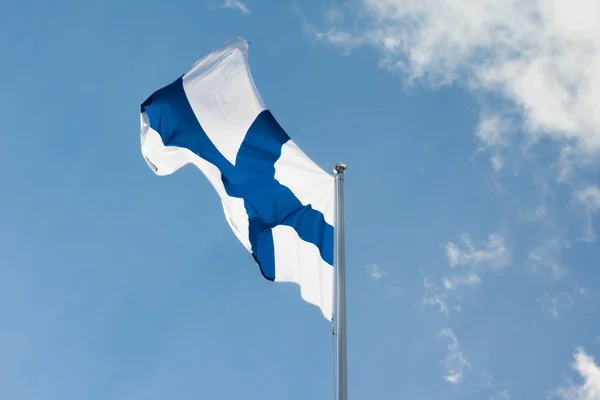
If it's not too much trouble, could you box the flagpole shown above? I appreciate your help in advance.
[334,162,348,400]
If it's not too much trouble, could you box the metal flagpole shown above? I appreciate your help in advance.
[334,162,348,400]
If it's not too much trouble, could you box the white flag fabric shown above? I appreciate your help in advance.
[140,37,335,319]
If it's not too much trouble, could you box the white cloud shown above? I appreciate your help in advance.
[538,292,573,319]
[221,0,250,14]
[445,233,509,270]
[443,273,482,290]
[366,264,386,280]
[423,278,451,316]
[538,287,588,319]
[313,29,363,52]
[525,204,549,223]
[423,231,506,314]
[476,113,511,149]
[424,275,480,315]
[555,348,600,400]
[575,186,600,242]
[490,153,504,172]
[528,237,568,279]
[315,0,600,174]
[445,242,461,266]
[423,294,450,315]
[439,328,470,384]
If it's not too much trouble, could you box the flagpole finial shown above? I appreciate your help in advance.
[334,162,347,174]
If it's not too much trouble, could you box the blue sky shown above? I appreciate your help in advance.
[1,0,599,399]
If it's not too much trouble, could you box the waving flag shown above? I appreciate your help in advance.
[140,37,334,319]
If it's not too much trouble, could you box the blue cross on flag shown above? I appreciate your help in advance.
[140,37,335,319]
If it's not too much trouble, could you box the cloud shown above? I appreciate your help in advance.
[525,204,550,223]
[445,233,509,270]
[423,278,452,316]
[439,328,470,384]
[443,273,482,290]
[538,287,588,319]
[528,237,569,279]
[221,0,250,14]
[554,348,600,400]
[314,0,600,175]
[575,186,600,242]
[423,231,505,314]
[489,153,503,172]
[538,292,571,319]
[366,264,386,280]
[476,113,512,149]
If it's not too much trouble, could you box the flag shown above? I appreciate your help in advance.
[139,37,334,319]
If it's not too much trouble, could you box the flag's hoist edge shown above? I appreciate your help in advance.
[139,36,335,320]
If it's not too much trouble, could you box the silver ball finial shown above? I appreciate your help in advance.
[334,162,347,174]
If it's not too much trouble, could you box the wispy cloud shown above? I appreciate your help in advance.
[445,233,509,270]
[313,0,600,177]
[489,153,503,172]
[313,29,364,54]
[524,204,550,224]
[439,328,470,384]
[423,231,506,314]
[423,278,452,316]
[476,113,512,149]
[528,237,569,279]
[221,0,250,14]
[538,293,573,320]
[575,186,600,242]
[538,287,588,319]
[443,273,482,290]
[366,264,386,280]
[554,348,600,400]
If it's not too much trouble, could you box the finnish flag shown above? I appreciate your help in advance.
[140,37,335,319]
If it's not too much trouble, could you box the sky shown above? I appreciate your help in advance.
[1,0,599,399]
